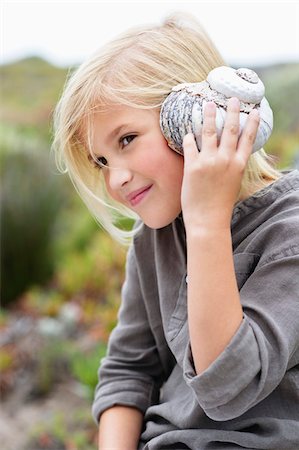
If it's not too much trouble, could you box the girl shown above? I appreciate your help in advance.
[53,13,299,450]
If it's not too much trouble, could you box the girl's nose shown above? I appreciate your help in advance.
[108,165,133,192]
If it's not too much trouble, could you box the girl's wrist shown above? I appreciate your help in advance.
[183,211,233,234]
[182,204,234,231]
[185,223,232,240]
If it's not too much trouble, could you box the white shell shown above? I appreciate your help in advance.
[207,66,265,103]
[160,66,273,155]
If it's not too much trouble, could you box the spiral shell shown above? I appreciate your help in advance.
[160,66,273,154]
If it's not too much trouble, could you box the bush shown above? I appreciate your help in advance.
[0,136,69,306]
[55,230,126,302]
[69,343,107,399]
[28,410,97,450]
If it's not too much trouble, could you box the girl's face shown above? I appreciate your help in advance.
[90,105,184,229]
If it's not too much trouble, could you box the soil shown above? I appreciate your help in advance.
[0,312,98,450]
[0,380,92,450]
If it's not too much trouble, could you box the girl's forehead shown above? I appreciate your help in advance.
[93,105,159,124]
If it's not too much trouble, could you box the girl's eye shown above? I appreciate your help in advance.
[88,154,107,170]
[96,156,108,168]
[120,134,136,148]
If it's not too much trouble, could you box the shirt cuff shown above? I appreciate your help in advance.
[183,317,261,420]
[92,379,156,424]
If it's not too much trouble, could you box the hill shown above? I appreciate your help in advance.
[0,56,298,170]
[0,57,71,136]
[1,56,298,134]
[253,62,299,133]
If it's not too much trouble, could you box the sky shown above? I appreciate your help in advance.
[1,0,299,68]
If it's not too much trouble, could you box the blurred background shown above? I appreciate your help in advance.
[1,1,298,449]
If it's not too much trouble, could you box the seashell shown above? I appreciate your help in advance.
[159,66,273,154]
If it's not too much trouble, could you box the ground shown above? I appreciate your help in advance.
[0,309,99,450]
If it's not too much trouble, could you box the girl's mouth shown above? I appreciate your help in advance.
[126,185,153,207]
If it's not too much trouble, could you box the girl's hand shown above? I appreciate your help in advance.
[181,97,260,232]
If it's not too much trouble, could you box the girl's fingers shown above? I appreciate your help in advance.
[183,101,259,168]
[220,97,240,154]
[237,108,260,160]
[201,102,217,152]
[183,133,198,166]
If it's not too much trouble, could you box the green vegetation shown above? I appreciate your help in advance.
[256,63,299,134]
[0,348,14,371]
[29,337,106,399]
[0,56,71,140]
[0,139,69,305]
[255,63,299,168]
[28,410,97,450]
[69,343,107,399]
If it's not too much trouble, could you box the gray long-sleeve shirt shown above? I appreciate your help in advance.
[92,170,299,449]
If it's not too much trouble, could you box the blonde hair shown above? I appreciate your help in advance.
[52,12,280,244]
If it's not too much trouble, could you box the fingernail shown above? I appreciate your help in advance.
[183,133,194,142]
[250,109,259,118]
[204,102,216,113]
[229,97,240,108]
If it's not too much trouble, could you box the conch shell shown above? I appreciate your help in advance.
[160,66,273,154]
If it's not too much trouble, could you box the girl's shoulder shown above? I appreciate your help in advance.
[233,169,299,225]
[232,169,299,263]
[250,169,299,204]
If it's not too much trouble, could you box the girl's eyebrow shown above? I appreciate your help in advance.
[106,123,132,143]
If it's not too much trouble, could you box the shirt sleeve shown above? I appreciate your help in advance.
[92,243,164,424]
[183,246,299,421]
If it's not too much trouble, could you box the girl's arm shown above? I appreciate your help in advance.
[98,406,143,450]
[182,98,260,374]
[186,224,243,374]
[92,243,166,445]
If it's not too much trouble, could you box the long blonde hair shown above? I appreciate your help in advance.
[52,12,280,244]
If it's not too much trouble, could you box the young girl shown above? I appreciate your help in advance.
[53,13,299,450]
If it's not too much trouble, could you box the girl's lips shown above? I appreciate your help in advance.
[126,185,153,207]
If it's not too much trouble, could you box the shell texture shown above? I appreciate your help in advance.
[160,66,273,154]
